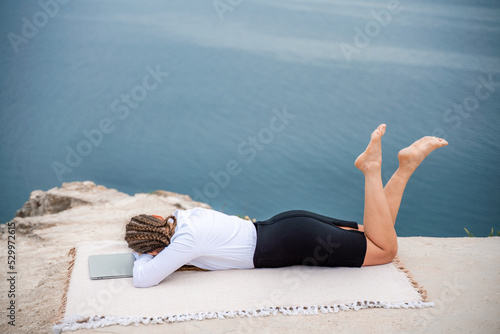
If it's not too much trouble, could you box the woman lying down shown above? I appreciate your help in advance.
[124,124,448,288]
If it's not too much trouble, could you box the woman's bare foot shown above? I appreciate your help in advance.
[355,124,386,173]
[398,136,448,176]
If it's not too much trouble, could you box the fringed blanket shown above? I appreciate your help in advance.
[53,241,433,333]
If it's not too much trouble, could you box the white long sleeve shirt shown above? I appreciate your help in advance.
[132,207,257,288]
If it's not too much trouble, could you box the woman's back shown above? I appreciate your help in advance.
[132,207,257,287]
[174,207,257,270]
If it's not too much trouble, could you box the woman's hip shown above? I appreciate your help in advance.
[252,210,366,268]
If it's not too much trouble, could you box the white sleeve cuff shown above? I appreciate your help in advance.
[132,252,153,261]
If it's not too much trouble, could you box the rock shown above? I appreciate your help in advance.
[15,181,128,217]
[0,181,212,334]
[151,190,206,210]
[0,181,498,334]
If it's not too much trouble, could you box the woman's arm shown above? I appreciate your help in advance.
[132,232,200,288]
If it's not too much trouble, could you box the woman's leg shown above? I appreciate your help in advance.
[356,127,449,265]
[384,136,449,224]
[354,124,398,265]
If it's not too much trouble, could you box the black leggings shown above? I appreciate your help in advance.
[253,210,367,268]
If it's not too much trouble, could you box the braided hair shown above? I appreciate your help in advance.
[124,214,206,272]
[125,214,177,254]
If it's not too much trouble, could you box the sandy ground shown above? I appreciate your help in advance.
[0,183,499,334]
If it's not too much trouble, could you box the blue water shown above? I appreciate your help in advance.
[1,0,499,237]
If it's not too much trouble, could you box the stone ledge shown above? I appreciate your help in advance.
[0,182,498,334]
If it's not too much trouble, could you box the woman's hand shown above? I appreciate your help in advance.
[147,247,165,256]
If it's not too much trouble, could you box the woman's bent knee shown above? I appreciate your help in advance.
[362,238,398,266]
[385,245,398,263]
[381,241,398,263]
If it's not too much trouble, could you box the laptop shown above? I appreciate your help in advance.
[88,253,135,280]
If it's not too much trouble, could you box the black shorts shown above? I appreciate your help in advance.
[253,210,367,268]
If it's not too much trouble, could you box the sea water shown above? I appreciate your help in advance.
[0,0,499,236]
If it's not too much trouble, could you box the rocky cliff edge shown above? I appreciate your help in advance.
[0,181,210,334]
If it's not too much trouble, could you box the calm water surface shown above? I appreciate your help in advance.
[1,0,499,236]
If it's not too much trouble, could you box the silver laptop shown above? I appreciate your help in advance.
[88,253,135,280]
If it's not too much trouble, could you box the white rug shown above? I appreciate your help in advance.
[53,240,433,333]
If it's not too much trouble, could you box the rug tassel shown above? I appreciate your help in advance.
[54,247,77,324]
[392,255,430,302]
[52,300,435,333]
